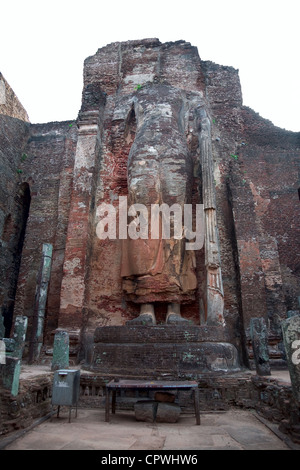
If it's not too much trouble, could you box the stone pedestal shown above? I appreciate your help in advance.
[250,318,271,376]
[89,325,240,378]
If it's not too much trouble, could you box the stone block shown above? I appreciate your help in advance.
[134,400,157,422]
[1,356,21,397]
[287,310,300,318]
[154,391,175,403]
[156,402,181,423]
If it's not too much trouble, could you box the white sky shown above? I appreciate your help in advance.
[1,0,299,131]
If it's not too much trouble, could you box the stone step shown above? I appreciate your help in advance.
[94,325,228,343]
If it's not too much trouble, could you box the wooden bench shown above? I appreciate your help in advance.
[105,379,200,425]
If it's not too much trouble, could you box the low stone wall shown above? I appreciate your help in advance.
[0,373,53,437]
[251,375,300,443]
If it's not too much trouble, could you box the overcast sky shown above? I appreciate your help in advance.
[1,0,299,131]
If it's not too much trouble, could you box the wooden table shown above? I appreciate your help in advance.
[105,379,200,425]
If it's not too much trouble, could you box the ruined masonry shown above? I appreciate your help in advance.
[0,39,300,436]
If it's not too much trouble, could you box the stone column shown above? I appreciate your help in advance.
[0,314,6,365]
[1,315,28,396]
[28,243,53,363]
[51,330,69,371]
[250,317,271,376]
[197,106,225,326]
[281,315,300,402]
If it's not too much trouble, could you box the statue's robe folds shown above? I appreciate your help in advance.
[121,84,197,304]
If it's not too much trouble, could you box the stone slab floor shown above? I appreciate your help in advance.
[1,407,298,451]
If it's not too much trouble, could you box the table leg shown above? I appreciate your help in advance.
[112,390,116,414]
[105,388,110,422]
[194,388,200,425]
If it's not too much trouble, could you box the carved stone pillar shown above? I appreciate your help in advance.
[28,243,53,363]
[197,106,225,326]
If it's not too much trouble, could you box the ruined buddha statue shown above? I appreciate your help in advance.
[120,83,198,324]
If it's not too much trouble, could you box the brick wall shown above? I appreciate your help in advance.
[227,108,300,361]
[0,40,299,369]
[0,73,29,122]
[0,114,30,334]
[12,121,77,355]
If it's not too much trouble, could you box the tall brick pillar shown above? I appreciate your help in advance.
[58,85,106,354]
[228,162,269,362]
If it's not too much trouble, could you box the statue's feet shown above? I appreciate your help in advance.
[166,303,190,324]
[127,304,156,325]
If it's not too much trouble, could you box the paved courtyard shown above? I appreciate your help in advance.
[1,407,297,451]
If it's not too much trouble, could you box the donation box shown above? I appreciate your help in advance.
[52,369,80,407]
